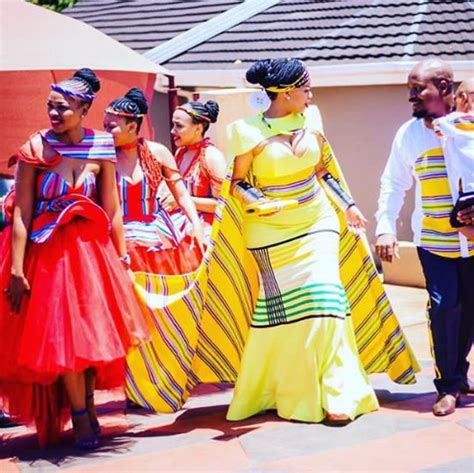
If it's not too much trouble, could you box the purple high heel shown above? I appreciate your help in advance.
[85,393,101,436]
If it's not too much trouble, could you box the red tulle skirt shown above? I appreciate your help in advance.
[127,235,203,274]
[0,217,148,446]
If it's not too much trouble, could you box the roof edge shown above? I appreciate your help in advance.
[144,0,281,64]
[171,60,474,88]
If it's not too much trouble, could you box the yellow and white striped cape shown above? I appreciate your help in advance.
[126,113,419,412]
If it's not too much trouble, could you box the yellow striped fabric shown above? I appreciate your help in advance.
[126,128,419,412]
[414,147,474,258]
[321,137,419,382]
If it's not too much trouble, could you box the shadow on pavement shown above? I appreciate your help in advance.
[125,403,285,441]
[376,388,474,413]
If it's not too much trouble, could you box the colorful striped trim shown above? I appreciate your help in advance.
[30,172,97,243]
[42,129,116,162]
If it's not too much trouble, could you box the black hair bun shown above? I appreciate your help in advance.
[246,59,272,87]
[125,87,149,115]
[74,68,100,93]
[204,100,219,123]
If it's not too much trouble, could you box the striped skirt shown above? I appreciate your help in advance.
[227,229,379,422]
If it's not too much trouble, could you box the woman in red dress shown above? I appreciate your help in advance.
[0,69,148,449]
[160,101,227,242]
[103,88,203,274]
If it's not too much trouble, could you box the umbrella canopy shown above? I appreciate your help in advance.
[1,0,169,74]
[0,0,172,176]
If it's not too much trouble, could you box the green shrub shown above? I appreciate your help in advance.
[28,0,78,12]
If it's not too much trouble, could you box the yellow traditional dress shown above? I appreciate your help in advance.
[126,109,419,416]
[227,112,379,421]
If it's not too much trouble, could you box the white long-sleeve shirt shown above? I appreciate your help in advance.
[434,112,474,198]
[375,117,473,258]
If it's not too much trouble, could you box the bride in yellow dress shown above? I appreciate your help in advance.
[226,58,379,424]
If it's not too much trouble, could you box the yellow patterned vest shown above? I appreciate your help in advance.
[415,147,474,258]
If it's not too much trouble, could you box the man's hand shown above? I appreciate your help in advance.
[459,225,474,241]
[457,205,474,226]
[375,233,399,263]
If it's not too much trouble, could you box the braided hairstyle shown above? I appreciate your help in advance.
[184,100,220,134]
[55,68,101,104]
[108,87,149,132]
[109,88,162,193]
[246,58,307,100]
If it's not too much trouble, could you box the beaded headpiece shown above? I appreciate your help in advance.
[265,69,311,93]
[51,82,95,102]
[104,108,145,118]
[176,105,212,123]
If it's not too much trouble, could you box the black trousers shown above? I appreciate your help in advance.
[418,248,474,394]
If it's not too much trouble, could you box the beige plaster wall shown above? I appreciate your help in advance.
[313,84,416,244]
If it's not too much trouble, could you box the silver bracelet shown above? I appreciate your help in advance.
[321,173,355,209]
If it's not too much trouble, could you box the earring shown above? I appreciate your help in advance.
[285,95,291,101]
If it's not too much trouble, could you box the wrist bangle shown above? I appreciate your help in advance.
[321,172,355,209]
[119,254,131,267]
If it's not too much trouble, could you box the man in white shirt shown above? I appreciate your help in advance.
[375,59,474,417]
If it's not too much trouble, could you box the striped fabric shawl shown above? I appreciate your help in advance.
[3,129,116,226]
[41,129,116,162]
[127,112,419,412]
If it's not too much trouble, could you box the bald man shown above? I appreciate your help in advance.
[375,59,474,416]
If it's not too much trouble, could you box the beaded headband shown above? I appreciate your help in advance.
[51,83,95,102]
[104,108,145,118]
[265,69,311,93]
[176,105,212,123]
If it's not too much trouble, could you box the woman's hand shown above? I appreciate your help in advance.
[5,273,30,313]
[189,221,205,254]
[258,199,283,218]
[161,193,178,213]
[345,205,367,234]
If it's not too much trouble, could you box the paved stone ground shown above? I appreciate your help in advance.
[1,285,473,472]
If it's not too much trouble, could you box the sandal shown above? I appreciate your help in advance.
[71,408,99,450]
[324,413,351,427]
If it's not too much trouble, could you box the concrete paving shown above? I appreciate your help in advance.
[1,284,472,472]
